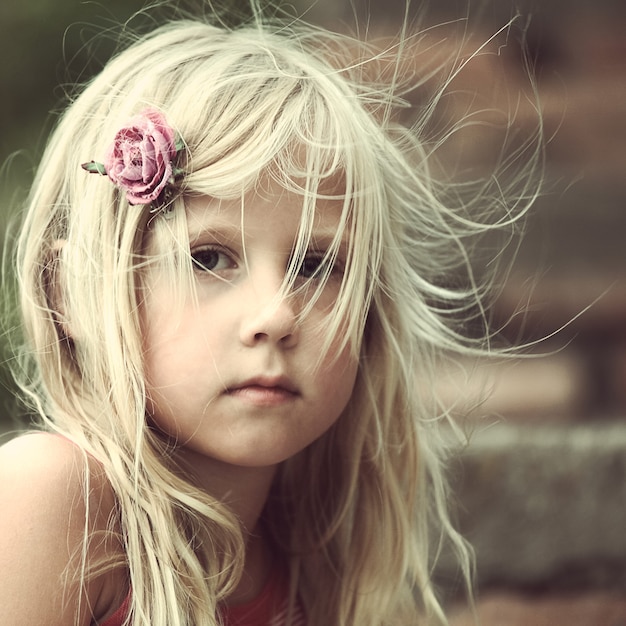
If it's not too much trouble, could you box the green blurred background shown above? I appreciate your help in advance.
[1,1,145,432]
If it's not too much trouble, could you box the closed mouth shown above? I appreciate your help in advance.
[227,376,299,396]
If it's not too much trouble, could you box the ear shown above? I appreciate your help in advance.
[47,240,74,342]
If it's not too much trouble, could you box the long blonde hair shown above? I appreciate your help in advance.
[14,7,541,626]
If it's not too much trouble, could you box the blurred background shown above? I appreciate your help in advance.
[1,1,625,623]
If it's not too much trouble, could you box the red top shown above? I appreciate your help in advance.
[99,566,306,626]
[99,593,130,626]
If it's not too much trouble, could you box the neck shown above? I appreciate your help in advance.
[177,450,278,531]
[173,448,279,604]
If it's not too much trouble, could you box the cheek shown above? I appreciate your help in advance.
[141,301,193,417]
[317,347,360,418]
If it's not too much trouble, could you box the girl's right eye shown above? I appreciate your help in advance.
[190,246,235,274]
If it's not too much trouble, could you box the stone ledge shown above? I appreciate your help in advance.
[448,590,626,626]
[441,422,626,591]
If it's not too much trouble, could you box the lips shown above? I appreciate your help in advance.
[225,376,299,406]
[228,375,298,393]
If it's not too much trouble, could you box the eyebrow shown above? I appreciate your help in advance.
[186,213,242,244]
[307,231,350,252]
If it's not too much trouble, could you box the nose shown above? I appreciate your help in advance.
[239,277,299,348]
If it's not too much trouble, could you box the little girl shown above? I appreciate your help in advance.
[0,5,538,626]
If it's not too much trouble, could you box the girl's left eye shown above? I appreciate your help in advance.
[191,246,235,273]
[298,253,338,280]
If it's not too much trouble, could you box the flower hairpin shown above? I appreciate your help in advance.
[82,108,185,214]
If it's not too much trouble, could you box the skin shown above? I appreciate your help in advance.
[0,184,359,623]
[0,432,126,625]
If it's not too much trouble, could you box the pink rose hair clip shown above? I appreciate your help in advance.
[82,108,185,214]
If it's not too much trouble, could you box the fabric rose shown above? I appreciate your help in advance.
[103,108,178,205]
[82,108,183,209]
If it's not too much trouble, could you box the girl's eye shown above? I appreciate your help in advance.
[298,253,336,280]
[191,246,235,273]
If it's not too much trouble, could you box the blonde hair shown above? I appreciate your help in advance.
[14,7,541,626]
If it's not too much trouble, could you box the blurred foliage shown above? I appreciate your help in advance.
[0,1,274,171]
[2,2,138,167]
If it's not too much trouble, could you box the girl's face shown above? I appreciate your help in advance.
[142,186,359,469]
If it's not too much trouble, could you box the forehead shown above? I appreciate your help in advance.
[184,186,349,246]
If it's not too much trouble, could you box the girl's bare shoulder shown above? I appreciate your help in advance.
[0,430,112,504]
[0,431,118,625]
